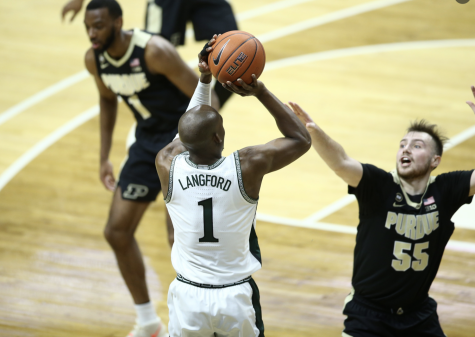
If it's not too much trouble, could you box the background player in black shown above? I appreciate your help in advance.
[83,1,218,336]
[288,100,475,336]
[62,0,238,107]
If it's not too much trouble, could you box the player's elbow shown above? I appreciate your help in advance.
[295,131,312,153]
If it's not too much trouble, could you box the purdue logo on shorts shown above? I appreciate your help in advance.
[123,184,149,199]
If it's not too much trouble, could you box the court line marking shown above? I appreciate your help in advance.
[0,71,89,126]
[0,39,474,252]
[255,214,475,253]
[0,0,409,126]
[0,106,99,191]
[4,39,474,194]
[1,39,474,205]
[258,0,411,43]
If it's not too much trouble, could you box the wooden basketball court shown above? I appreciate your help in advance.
[0,0,474,336]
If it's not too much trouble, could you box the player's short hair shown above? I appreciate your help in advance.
[407,119,448,156]
[86,0,122,19]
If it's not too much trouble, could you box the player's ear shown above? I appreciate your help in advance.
[114,16,123,32]
[431,155,441,171]
[213,132,223,144]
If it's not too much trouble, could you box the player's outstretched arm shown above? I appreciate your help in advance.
[288,102,363,188]
[85,48,118,191]
[61,0,84,22]
[222,77,311,199]
[465,85,475,196]
[155,56,215,197]
[145,36,220,110]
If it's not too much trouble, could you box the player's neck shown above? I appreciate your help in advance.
[106,30,132,60]
[188,152,222,166]
[399,173,430,196]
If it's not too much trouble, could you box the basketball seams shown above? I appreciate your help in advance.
[209,31,253,76]
[216,36,254,80]
[231,38,258,84]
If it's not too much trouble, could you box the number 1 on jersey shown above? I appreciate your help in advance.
[198,198,219,243]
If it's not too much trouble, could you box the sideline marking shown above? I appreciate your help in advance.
[0,106,98,191]
[0,71,89,126]
[4,39,475,195]
[1,40,474,224]
[0,0,408,125]
[0,40,474,251]
[258,0,411,43]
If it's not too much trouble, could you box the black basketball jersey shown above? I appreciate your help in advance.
[94,29,189,138]
[349,164,473,309]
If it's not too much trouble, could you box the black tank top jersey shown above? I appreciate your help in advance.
[94,29,189,138]
[348,164,473,309]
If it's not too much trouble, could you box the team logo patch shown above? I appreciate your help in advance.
[130,58,140,67]
[123,183,149,199]
[395,193,403,202]
[424,196,435,205]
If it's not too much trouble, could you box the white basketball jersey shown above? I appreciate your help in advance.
[165,151,262,285]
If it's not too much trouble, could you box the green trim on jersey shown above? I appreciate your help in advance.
[390,170,436,209]
[184,152,226,170]
[233,151,258,204]
[164,151,183,203]
[249,278,265,337]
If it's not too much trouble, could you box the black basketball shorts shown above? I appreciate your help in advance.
[117,128,176,202]
[145,0,238,46]
[342,294,446,337]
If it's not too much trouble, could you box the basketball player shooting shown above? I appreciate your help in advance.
[288,100,475,336]
[83,0,219,336]
[155,37,311,337]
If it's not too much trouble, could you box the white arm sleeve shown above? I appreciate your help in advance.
[186,80,211,112]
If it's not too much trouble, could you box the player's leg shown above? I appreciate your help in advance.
[145,0,188,46]
[104,187,151,304]
[168,279,214,337]
[213,279,263,337]
[190,0,239,108]
[342,295,393,337]
[402,311,446,337]
[106,139,168,337]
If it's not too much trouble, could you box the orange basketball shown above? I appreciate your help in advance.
[208,30,266,85]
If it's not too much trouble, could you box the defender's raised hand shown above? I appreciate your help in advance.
[287,102,318,131]
[61,0,83,22]
[466,85,475,115]
[222,75,265,97]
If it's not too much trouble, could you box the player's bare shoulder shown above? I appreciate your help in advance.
[144,35,179,74]
[84,47,97,75]
[238,145,272,175]
[156,140,186,174]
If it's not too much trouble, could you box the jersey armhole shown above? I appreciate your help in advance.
[164,151,185,203]
[233,151,258,204]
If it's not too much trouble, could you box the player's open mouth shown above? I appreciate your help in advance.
[91,42,100,49]
[401,157,411,167]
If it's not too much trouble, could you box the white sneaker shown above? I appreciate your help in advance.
[127,318,168,337]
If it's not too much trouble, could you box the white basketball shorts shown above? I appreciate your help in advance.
[167,277,264,337]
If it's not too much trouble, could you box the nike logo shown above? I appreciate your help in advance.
[213,39,230,66]
[393,202,404,207]
[100,63,109,69]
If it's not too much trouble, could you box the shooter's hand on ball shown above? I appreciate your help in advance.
[466,85,475,115]
[198,34,219,83]
[222,75,265,98]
